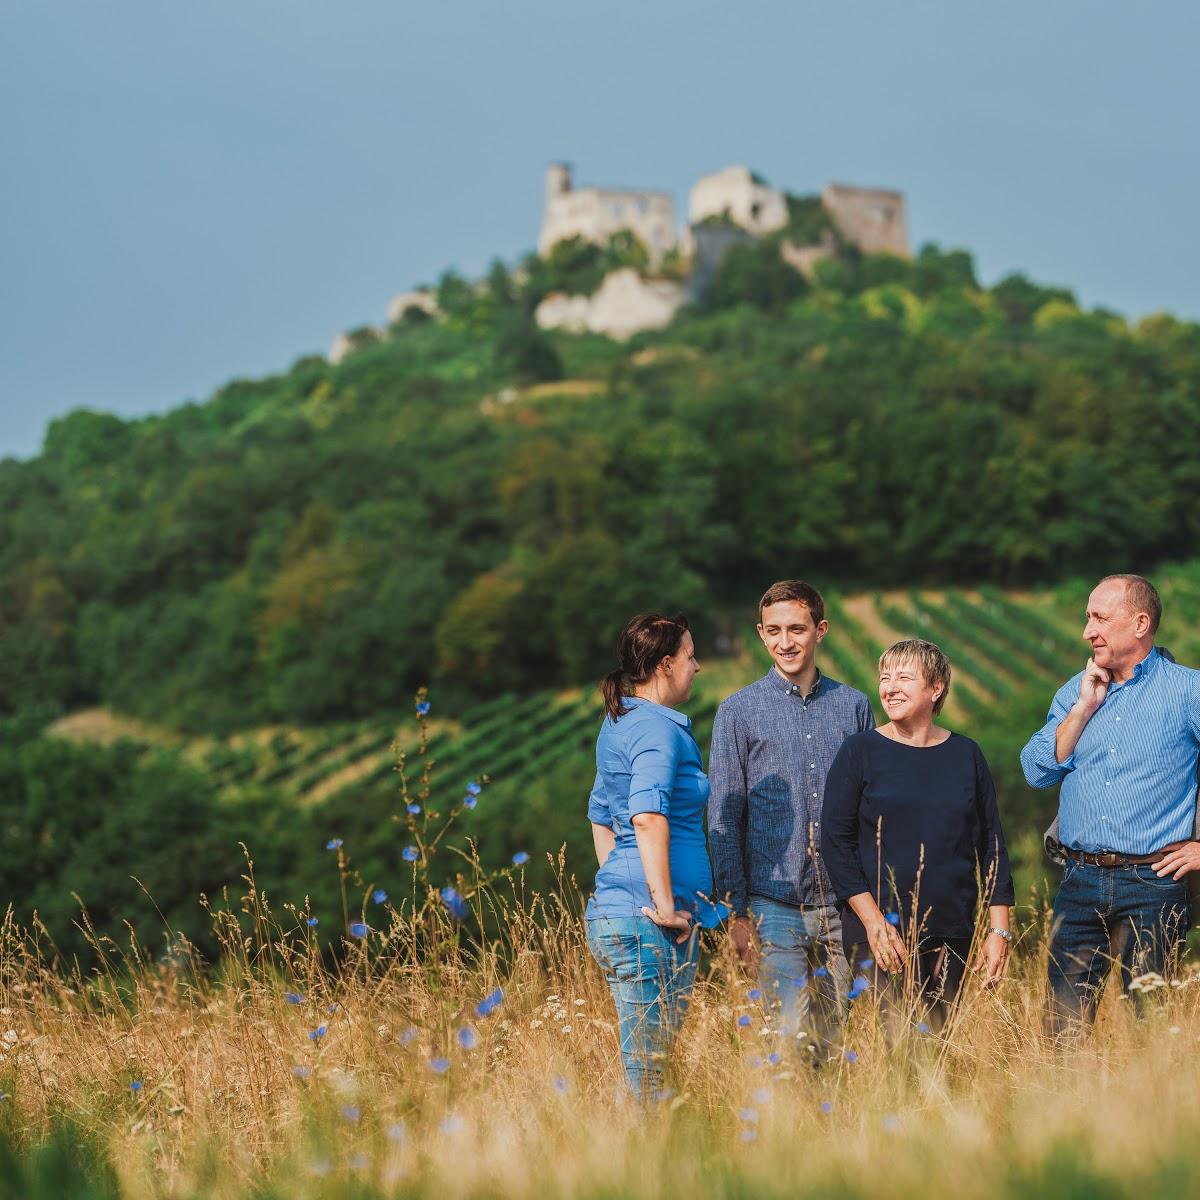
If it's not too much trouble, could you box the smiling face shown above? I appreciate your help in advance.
[878,657,943,724]
[1083,579,1153,674]
[757,600,827,681]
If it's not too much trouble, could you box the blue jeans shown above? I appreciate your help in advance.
[752,897,849,1057]
[586,916,699,1099]
[1047,859,1190,1037]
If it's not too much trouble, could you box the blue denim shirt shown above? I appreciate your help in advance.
[1021,648,1200,854]
[708,669,875,915]
[585,697,713,920]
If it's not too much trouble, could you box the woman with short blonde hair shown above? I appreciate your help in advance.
[821,639,1015,1025]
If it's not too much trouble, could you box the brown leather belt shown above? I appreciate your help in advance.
[1062,841,1185,868]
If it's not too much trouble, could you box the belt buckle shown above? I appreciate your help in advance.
[1096,851,1122,868]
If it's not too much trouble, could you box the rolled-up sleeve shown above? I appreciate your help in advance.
[627,719,678,817]
[707,702,750,916]
[820,738,871,904]
[974,745,1016,906]
[586,771,610,826]
[1020,681,1078,788]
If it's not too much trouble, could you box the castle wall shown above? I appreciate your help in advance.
[538,177,676,260]
[689,166,788,236]
[821,184,910,257]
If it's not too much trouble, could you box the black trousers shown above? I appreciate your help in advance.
[842,910,971,1027]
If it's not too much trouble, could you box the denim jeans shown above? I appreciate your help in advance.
[752,897,849,1058]
[586,916,699,1099]
[1047,859,1190,1037]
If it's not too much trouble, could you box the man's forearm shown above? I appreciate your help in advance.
[1054,702,1095,764]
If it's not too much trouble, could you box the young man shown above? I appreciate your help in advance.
[708,580,875,1059]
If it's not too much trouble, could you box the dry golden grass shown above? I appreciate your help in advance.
[2,863,1200,1200]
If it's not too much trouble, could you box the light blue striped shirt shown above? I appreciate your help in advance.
[1020,648,1200,854]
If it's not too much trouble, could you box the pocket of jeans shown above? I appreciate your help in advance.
[1130,864,1186,892]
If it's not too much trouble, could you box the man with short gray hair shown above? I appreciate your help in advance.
[1020,574,1200,1035]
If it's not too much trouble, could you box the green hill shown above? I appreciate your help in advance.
[2,244,1199,733]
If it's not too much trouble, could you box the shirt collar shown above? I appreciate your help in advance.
[623,696,692,728]
[765,666,824,700]
[1128,646,1161,682]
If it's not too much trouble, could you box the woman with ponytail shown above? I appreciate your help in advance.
[586,612,711,1099]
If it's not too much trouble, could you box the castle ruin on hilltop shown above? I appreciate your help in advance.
[329,161,911,360]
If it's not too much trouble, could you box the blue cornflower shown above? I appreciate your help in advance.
[386,1122,406,1142]
[407,803,421,815]
[916,1021,931,1034]
[751,1087,770,1104]
[739,1108,758,1123]
[474,987,504,1018]
[348,921,369,939]
[429,1057,450,1073]
[463,795,477,809]
[885,911,901,926]
[745,1055,763,1069]
[465,781,482,796]
[511,851,530,866]
[748,988,762,1001]
[291,1065,311,1078]
[415,701,431,716]
[372,889,388,904]
[306,917,319,927]
[552,1075,569,1094]
[791,975,808,989]
[813,966,829,978]
[737,1014,751,1027]
[341,1105,360,1122]
[858,958,875,970]
[844,1050,858,1063]
[399,1027,419,1044]
[767,1052,781,1066]
[326,838,343,851]
[820,1101,833,1115]
[130,1081,143,1093]
[441,887,469,920]
[440,1114,465,1135]
[309,1025,327,1040]
[882,1114,901,1132]
[283,992,303,1005]
[851,975,871,994]
[456,1027,477,1050]
[348,1153,369,1171]
[402,846,419,863]
[740,1128,758,1143]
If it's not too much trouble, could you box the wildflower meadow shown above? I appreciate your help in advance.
[2,696,1199,1200]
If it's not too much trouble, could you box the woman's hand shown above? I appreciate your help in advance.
[641,906,695,944]
[973,931,1009,984]
[865,917,907,973]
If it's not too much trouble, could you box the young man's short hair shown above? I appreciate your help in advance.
[758,580,825,626]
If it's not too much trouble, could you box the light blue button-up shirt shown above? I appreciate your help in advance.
[585,697,713,920]
[1020,648,1200,854]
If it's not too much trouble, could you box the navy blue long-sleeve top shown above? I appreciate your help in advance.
[821,730,1015,938]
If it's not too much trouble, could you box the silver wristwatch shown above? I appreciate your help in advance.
[987,926,1012,942]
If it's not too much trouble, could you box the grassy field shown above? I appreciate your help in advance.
[1,846,1199,1199]
[13,573,1200,1196]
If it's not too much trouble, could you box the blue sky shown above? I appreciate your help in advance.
[1,1,1196,458]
